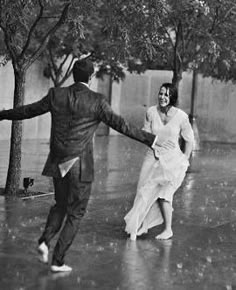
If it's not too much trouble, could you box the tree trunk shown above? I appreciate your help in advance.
[190,68,198,124]
[172,68,185,151]
[172,69,182,90]
[4,69,26,196]
[190,69,200,151]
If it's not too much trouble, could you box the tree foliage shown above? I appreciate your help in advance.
[106,0,236,85]
[41,0,129,86]
[197,0,236,81]
[40,0,102,86]
[0,0,72,70]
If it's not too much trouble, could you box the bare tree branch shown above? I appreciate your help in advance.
[58,55,75,86]
[49,46,58,77]
[152,41,170,54]
[218,5,236,24]
[24,3,71,71]
[179,20,185,56]
[49,63,56,85]
[3,30,17,64]
[164,26,175,49]
[208,6,219,33]
[161,4,178,28]
[174,22,183,66]
[58,52,70,74]
[20,0,44,58]
[209,4,236,33]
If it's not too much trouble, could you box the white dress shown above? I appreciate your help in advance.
[124,106,194,236]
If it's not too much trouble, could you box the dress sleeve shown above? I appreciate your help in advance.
[142,108,152,133]
[180,114,194,143]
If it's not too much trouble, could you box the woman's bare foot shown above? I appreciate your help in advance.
[155,229,173,240]
[130,233,137,241]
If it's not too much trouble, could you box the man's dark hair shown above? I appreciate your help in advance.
[72,59,94,83]
[160,83,178,106]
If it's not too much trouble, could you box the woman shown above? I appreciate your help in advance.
[124,83,194,241]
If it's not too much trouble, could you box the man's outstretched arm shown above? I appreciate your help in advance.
[0,93,51,121]
[96,97,174,149]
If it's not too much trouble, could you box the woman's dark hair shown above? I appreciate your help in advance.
[160,83,178,106]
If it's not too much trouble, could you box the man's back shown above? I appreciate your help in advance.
[49,83,103,159]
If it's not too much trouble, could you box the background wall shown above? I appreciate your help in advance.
[109,70,236,143]
[0,62,236,143]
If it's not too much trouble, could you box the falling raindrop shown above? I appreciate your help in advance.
[77,277,81,284]
[90,280,96,287]
[206,256,212,263]
[198,272,203,278]
[177,263,183,269]
[97,246,104,252]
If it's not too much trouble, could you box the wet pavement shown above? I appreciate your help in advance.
[0,136,236,290]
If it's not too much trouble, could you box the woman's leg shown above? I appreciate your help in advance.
[155,199,173,240]
[130,233,137,241]
[126,151,156,241]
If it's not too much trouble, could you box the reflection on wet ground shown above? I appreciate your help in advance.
[0,137,235,289]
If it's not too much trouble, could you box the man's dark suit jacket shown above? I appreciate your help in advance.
[0,83,155,181]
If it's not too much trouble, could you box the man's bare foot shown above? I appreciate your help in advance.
[155,230,173,240]
[130,233,137,241]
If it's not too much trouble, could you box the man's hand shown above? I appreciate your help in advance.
[152,136,175,150]
[0,109,6,121]
[152,139,175,159]
[156,139,175,150]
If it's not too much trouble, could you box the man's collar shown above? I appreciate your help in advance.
[80,82,89,88]
[72,82,90,91]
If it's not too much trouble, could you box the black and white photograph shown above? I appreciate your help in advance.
[0,1,235,289]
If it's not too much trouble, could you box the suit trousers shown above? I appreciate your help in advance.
[38,159,92,266]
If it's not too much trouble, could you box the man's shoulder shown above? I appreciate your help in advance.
[88,88,103,98]
[48,86,68,95]
[49,85,106,103]
[87,89,106,103]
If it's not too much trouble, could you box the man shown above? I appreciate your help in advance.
[0,59,174,272]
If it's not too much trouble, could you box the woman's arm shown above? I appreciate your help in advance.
[184,140,193,159]
[180,112,194,159]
